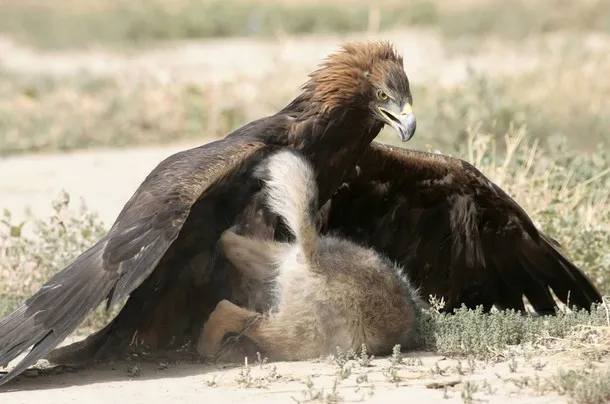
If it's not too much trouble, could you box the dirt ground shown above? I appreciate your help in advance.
[0,357,576,404]
[1,335,586,403]
[1,29,609,402]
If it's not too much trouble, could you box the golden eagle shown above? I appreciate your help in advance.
[0,41,602,386]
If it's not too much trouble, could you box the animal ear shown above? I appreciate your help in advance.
[220,230,288,281]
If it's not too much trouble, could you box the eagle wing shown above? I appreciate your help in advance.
[0,135,276,386]
[323,141,602,314]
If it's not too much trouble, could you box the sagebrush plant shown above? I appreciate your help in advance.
[551,367,610,404]
[0,191,121,330]
[414,297,610,360]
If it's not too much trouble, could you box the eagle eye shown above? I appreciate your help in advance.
[376,89,389,101]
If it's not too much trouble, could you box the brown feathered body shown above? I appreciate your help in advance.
[320,143,602,314]
[198,150,426,361]
[0,41,602,387]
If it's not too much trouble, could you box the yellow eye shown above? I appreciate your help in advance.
[377,90,389,101]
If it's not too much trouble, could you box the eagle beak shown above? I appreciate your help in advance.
[379,103,417,142]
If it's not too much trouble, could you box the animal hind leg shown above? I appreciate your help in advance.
[197,299,298,360]
[197,299,264,358]
[220,230,289,281]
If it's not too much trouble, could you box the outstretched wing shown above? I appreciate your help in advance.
[0,135,273,386]
[323,142,602,314]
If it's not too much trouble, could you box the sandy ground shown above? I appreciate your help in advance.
[1,335,587,403]
[2,29,610,402]
[0,141,203,227]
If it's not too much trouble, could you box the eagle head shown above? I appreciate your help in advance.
[305,40,417,142]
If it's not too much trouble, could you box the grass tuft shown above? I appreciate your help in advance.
[414,299,610,360]
[552,368,610,404]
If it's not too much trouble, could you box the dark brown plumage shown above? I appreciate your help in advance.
[0,41,417,386]
[321,142,603,315]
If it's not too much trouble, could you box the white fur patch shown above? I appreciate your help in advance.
[262,150,316,237]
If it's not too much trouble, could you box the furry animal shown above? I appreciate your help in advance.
[197,150,426,360]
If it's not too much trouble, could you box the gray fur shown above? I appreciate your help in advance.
[197,150,426,360]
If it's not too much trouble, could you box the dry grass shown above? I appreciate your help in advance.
[409,46,610,154]
[0,73,250,155]
[0,0,436,49]
[458,127,609,292]
[2,44,610,156]
[0,0,609,49]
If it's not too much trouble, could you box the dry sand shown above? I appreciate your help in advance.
[0,142,202,227]
[1,336,583,403]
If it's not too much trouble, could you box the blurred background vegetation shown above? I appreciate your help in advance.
[0,0,608,154]
[0,0,608,48]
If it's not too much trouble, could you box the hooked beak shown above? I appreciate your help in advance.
[379,103,417,142]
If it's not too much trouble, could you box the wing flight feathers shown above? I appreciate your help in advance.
[323,142,602,314]
[0,138,266,386]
